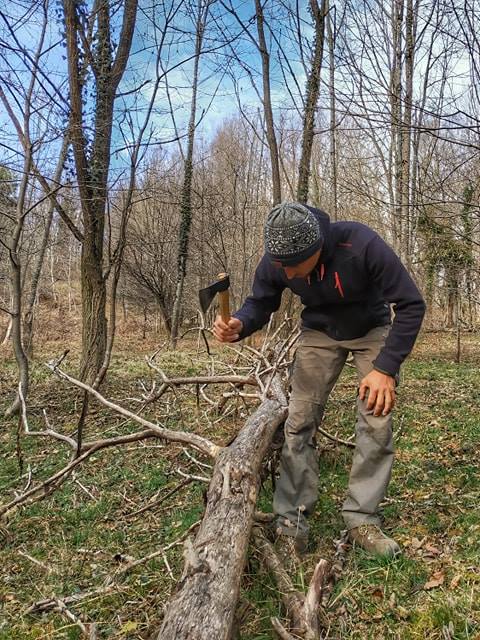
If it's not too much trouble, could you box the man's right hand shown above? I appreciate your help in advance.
[212,315,243,343]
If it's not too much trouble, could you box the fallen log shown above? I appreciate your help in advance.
[157,379,287,640]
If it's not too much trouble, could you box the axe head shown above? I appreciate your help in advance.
[199,273,230,314]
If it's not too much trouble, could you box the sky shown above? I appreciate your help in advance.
[0,0,475,186]
[0,0,314,180]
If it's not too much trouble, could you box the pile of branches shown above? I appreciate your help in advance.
[2,324,350,639]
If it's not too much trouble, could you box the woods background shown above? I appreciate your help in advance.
[1,1,479,639]
[1,0,479,380]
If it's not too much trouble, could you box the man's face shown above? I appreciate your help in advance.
[272,249,321,280]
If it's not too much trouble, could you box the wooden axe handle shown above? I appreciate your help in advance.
[217,272,230,323]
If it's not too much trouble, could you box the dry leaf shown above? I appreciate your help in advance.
[411,536,427,550]
[449,574,461,589]
[424,543,441,556]
[424,570,445,590]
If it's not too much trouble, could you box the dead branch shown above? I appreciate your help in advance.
[46,361,220,458]
[54,598,89,636]
[317,426,355,448]
[0,430,161,518]
[252,526,329,639]
[27,586,118,615]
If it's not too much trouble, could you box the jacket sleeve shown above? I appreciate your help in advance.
[364,235,426,377]
[232,255,285,339]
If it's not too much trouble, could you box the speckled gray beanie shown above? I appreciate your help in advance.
[264,202,323,265]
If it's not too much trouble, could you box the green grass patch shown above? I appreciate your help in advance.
[0,330,479,638]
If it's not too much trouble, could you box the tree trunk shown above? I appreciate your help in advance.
[63,0,138,382]
[326,3,338,221]
[402,0,415,267]
[6,243,29,417]
[157,388,287,639]
[170,0,209,348]
[255,0,281,205]
[296,0,327,204]
[79,245,107,383]
[390,0,404,255]
[23,138,69,358]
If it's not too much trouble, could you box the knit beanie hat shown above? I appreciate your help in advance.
[264,202,323,265]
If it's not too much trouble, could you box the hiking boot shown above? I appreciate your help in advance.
[349,524,401,558]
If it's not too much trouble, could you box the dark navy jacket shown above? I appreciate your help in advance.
[233,207,426,377]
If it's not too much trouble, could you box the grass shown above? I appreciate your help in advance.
[1,321,479,639]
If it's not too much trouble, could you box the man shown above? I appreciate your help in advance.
[213,202,425,558]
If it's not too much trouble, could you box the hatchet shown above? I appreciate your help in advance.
[199,272,230,323]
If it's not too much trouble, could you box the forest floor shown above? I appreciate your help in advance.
[0,315,479,639]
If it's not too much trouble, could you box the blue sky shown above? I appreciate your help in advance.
[0,0,474,185]
[0,1,313,168]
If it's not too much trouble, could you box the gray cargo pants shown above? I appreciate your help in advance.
[273,325,394,535]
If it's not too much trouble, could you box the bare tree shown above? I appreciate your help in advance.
[296,0,328,203]
[0,2,68,415]
[62,0,138,383]
[170,0,211,348]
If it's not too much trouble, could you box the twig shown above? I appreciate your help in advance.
[146,360,257,389]
[73,476,98,501]
[271,618,297,640]
[18,550,51,572]
[182,448,213,470]
[176,468,210,483]
[317,426,355,448]
[162,552,174,579]
[199,384,216,406]
[27,586,117,615]
[114,520,201,577]
[54,598,87,635]
[263,330,300,399]
[322,530,350,607]
[21,464,33,493]
[125,477,192,519]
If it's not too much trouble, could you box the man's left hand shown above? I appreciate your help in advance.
[359,370,396,417]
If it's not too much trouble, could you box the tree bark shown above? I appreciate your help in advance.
[157,385,287,639]
[296,0,327,204]
[170,0,209,348]
[255,0,282,205]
